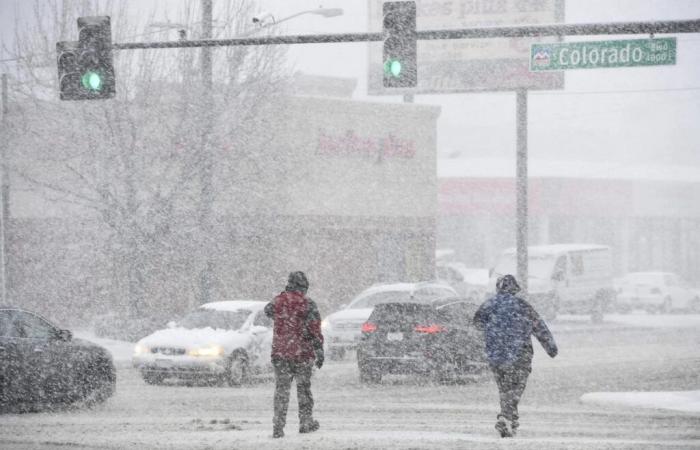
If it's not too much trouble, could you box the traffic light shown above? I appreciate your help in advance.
[57,16,115,100]
[383,1,416,88]
[57,41,81,101]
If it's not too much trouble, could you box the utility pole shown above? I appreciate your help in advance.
[1,73,9,304]
[199,0,214,304]
[515,89,528,295]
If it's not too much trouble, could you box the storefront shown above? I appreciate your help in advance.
[438,158,700,284]
[8,93,441,323]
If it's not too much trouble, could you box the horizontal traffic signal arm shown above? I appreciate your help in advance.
[109,19,700,50]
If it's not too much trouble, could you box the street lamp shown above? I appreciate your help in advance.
[251,7,344,31]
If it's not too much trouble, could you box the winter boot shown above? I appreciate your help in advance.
[495,416,513,438]
[272,427,284,438]
[510,419,519,436]
[299,419,320,434]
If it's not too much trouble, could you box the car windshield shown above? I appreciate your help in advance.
[369,303,439,326]
[494,254,556,280]
[178,309,251,330]
[350,291,415,309]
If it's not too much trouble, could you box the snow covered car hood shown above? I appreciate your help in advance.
[138,327,250,352]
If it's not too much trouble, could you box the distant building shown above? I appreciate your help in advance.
[7,88,440,324]
[437,157,700,284]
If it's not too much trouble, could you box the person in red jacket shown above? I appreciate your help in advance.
[264,271,324,439]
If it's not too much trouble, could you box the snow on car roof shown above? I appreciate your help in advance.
[200,300,267,312]
[360,281,455,295]
[502,244,610,256]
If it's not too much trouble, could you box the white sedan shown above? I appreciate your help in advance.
[615,272,700,313]
[132,300,273,386]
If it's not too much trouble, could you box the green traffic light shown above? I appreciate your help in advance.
[81,71,103,91]
[384,59,402,78]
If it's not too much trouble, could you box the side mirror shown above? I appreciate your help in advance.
[56,329,72,341]
[167,321,177,329]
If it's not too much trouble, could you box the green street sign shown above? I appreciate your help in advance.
[530,38,676,71]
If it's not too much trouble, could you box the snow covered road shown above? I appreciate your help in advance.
[2,319,699,449]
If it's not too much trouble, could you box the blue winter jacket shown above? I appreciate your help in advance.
[473,293,558,367]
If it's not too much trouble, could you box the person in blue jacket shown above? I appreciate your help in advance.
[473,274,558,438]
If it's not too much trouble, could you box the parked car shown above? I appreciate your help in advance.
[489,244,615,322]
[323,282,458,360]
[435,262,489,299]
[0,306,116,412]
[356,297,487,384]
[614,272,700,313]
[132,300,273,386]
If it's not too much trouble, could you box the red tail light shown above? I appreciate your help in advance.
[361,322,377,333]
[414,324,446,334]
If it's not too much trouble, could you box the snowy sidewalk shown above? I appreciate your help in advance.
[581,391,700,413]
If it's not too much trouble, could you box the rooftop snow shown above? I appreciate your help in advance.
[438,157,700,183]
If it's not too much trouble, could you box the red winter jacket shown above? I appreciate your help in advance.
[264,290,324,362]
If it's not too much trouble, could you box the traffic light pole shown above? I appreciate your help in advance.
[0,73,8,304]
[110,19,700,50]
[199,0,215,305]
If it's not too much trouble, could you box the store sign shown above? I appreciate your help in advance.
[317,129,416,161]
[368,0,565,94]
[530,38,677,71]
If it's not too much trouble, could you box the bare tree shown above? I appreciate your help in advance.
[2,0,289,329]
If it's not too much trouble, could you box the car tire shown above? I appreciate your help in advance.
[544,295,559,321]
[142,373,165,385]
[92,359,116,403]
[432,365,458,385]
[329,347,346,361]
[662,297,673,314]
[226,352,249,387]
[691,297,700,313]
[590,291,607,323]
[358,363,381,384]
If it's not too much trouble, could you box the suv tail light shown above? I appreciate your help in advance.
[414,324,446,334]
[361,322,377,333]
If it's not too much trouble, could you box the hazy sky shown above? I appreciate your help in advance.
[2,0,699,166]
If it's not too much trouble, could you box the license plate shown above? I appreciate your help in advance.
[387,332,403,341]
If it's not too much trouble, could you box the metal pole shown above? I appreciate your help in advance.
[199,0,214,304]
[0,74,8,304]
[516,89,528,295]
[111,19,700,50]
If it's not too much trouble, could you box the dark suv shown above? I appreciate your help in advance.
[356,298,487,384]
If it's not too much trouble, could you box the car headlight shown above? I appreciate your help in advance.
[187,345,225,357]
[322,319,332,330]
[133,343,150,355]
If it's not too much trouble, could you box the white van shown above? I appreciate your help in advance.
[488,244,615,322]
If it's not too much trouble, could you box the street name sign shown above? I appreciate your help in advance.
[530,37,676,71]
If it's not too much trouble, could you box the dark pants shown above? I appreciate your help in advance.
[490,362,531,423]
[272,358,314,431]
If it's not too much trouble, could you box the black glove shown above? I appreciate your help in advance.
[315,350,324,369]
